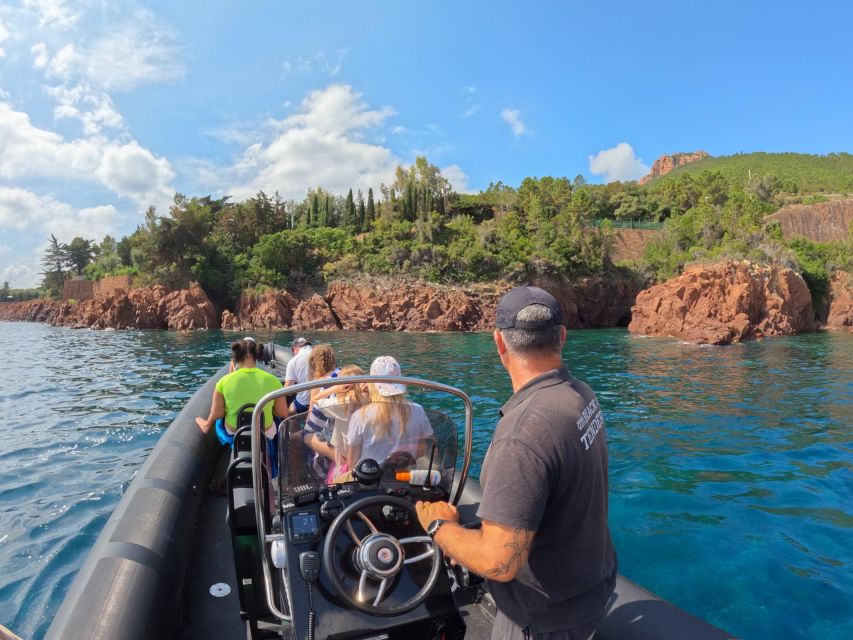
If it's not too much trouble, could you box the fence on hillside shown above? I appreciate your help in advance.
[590,218,664,230]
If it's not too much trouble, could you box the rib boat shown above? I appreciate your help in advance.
[46,344,733,640]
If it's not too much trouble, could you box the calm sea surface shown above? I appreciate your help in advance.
[0,322,851,639]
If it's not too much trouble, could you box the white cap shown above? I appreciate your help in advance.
[370,356,406,396]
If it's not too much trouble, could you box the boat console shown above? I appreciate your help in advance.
[234,375,475,639]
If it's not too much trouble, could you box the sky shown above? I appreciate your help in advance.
[1,0,852,288]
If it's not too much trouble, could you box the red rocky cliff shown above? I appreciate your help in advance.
[0,284,219,330]
[639,151,710,185]
[628,261,815,345]
[222,276,642,332]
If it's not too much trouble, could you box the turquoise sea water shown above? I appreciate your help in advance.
[0,321,851,639]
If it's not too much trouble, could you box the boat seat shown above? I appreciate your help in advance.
[227,456,273,533]
[227,453,276,631]
[232,403,262,458]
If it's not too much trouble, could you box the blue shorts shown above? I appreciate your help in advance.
[293,399,309,413]
[215,418,279,478]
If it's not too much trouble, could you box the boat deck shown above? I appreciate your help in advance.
[180,489,495,639]
[179,471,733,640]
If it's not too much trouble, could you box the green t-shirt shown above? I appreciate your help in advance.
[215,367,283,431]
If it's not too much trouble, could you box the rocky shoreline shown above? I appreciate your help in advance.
[2,267,850,342]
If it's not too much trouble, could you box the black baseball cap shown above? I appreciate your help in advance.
[495,286,564,330]
[290,337,311,348]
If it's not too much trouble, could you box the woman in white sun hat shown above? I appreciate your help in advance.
[343,355,433,467]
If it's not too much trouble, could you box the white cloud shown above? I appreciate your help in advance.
[32,42,49,68]
[0,187,117,240]
[0,188,119,289]
[0,99,174,208]
[1,263,40,289]
[96,141,175,206]
[47,83,125,135]
[588,142,649,182]
[38,9,184,91]
[23,0,80,30]
[500,108,527,137]
[0,100,101,180]
[442,164,471,194]
[46,42,76,80]
[227,84,399,200]
[461,105,480,118]
[82,20,185,91]
[0,242,9,255]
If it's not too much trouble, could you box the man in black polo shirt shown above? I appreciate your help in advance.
[416,286,617,639]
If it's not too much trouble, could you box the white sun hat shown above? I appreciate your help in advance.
[370,355,406,397]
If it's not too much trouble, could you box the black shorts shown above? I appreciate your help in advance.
[490,610,598,640]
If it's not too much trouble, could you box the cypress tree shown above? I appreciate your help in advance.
[404,182,416,221]
[366,188,375,225]
[356,190,366,231]
[310,193,319,227]
[344,188,355,227]
[324,195,333,227]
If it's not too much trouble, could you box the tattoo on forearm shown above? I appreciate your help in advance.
[485,528,533,578]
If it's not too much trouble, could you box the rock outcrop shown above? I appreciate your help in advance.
[223,275,643,333]
[764,198,853,243]
[827,271,853,331]
[0,284,219,330]
[0,299,65,323]
[628,261,816,345]
[638,151,710,185]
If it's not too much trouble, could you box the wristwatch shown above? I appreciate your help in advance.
[426,519,448,538]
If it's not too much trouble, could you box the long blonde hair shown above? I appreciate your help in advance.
[338,365,367,405]
[308,344,336,380]
[366,384,411,440]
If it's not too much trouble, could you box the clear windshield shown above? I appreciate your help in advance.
[278,396,458,497]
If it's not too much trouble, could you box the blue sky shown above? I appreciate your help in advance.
[1,0,852,287]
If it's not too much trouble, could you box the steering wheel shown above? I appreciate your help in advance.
[322,494,443,615]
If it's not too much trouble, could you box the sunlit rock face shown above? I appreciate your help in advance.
[222,275,642,333]
[827,271,853,332]
[628,261,816,345]
[0,284,219,330]
[638,151,710,185]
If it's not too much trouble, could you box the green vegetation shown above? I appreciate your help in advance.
[37,154,851,315]
[1,281,42,301]
[660,152,853,194]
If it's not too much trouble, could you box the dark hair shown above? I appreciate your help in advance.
[500,304,563,354]
[231,338,265,365]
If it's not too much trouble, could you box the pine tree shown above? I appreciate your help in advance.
[41,234,66,297]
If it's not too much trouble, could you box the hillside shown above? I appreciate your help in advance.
[652,152,853,193]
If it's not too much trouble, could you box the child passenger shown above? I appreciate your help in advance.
[343,356,433,468]
[304,364,367,483]
[301,345,338,478]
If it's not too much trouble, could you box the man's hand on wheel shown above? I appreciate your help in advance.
[415,500,459,532]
